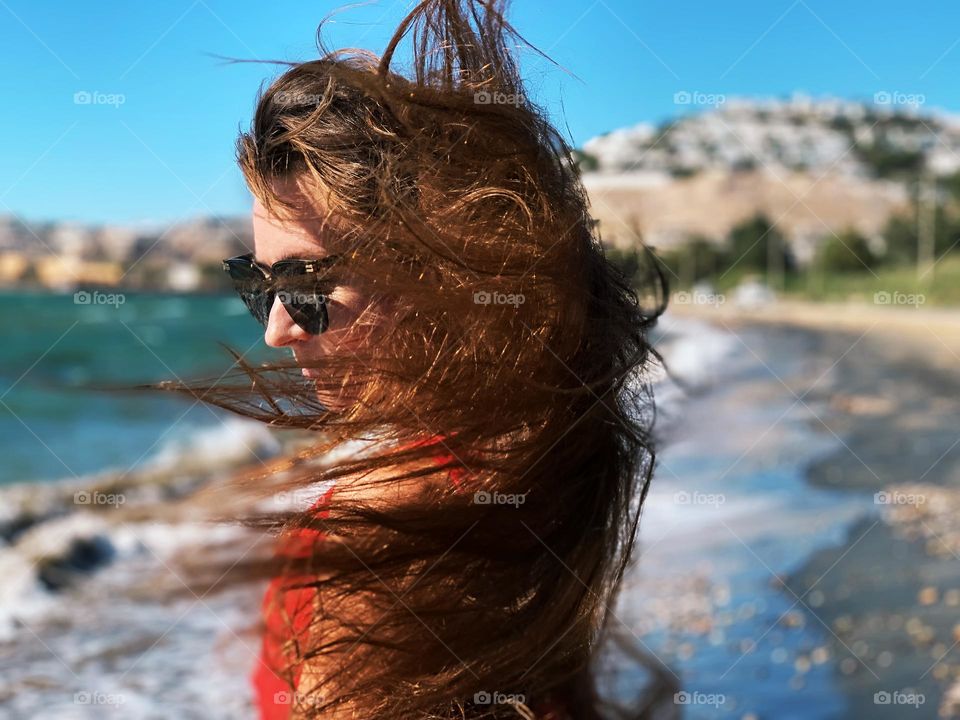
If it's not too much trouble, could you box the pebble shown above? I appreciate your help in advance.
[811,646,830,665]
[839,657,859,675]
[919,586,939,605]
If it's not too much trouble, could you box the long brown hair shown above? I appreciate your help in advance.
[158,1,671,717]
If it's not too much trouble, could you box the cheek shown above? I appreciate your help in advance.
[323,288,383,354]
[326,288,364,332]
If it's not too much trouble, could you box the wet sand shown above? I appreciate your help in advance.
[672,299,960,719]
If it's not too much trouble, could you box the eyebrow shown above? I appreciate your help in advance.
[276,252,312,263]
[257,252,339,265]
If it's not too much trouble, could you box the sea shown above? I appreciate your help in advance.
[0,290,273,487]
[0,291,880,718]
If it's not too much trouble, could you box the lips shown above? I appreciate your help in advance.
[293,350,320,378]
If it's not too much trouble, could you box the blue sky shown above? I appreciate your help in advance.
[1,0,959,224]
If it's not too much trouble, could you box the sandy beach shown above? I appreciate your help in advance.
[652,299,960,718]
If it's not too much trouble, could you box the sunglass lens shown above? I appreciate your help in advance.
[278,289,329,335]
[223,257,331,335]
[237,285,273,327]
[223,258,273,327]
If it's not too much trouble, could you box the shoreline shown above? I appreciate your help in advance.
[630,314,869,719]
[667,301,960,718]
[669,297,960,359]
[3,301,959,717]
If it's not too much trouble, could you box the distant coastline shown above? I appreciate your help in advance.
[0,214,252,294]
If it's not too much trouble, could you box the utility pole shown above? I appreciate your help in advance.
[768,230,784,291]
[918,173,936,281]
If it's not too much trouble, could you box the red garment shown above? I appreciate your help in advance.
[252,479,334,720]
[251,436,566,719]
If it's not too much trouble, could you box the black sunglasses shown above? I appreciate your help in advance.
[221,253,342,335]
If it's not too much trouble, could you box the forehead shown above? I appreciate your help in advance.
[252,197,341,264]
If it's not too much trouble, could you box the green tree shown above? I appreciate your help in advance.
[651,235,727,288]
[856,143,924,179]
[880,206,960,267]
[727,213,793,277]
[816,228,877,273]
[881,213,919,266]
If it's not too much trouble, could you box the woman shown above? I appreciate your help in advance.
[166,1,670,717]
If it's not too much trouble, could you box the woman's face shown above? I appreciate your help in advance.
[251,198,373,406]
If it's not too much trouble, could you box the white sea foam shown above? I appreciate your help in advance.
[0,416,281,646]
[648,312,741,430]
[145,415,282,473]
[654,312,741,389]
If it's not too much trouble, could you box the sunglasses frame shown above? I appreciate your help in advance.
[221,252,343,335]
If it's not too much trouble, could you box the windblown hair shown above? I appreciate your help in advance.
[161,1,670,717]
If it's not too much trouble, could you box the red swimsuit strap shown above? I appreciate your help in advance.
[253,433,467,720]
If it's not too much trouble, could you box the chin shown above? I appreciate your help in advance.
[308,385,348,412]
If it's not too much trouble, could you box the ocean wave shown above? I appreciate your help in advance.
[650,312,741,431]
[0,417,284,639]
[144,416,282,473]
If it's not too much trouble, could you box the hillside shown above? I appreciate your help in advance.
[580,94,956,252]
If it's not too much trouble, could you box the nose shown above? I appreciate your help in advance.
[263,295,311,348]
